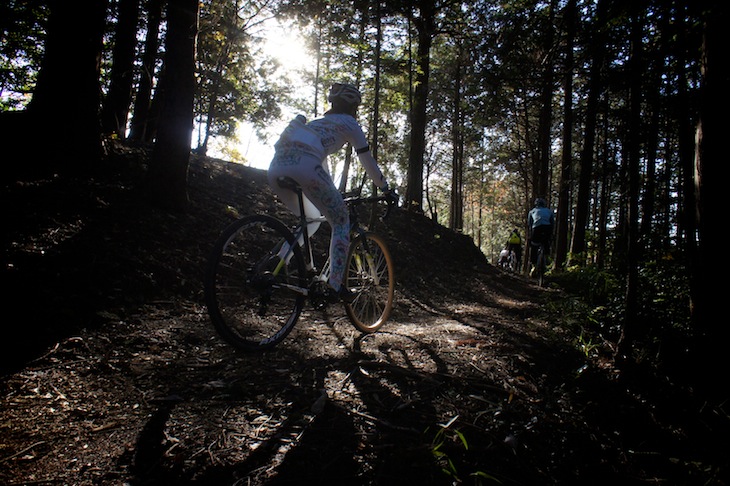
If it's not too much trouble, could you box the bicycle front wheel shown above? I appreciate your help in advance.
[204,215,306,351]
[344,232,394,333]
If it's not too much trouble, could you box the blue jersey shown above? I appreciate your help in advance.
[528,206,554,229]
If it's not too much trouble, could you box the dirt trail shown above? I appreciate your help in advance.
[3,145,724,485]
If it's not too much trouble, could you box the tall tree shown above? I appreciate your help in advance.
[101,0,141,138]
[533,0,557,203]
[616,1,645,364]
[195,0,240,155]
[128,0,163,143]
[194,0,280,155]
[554,0,576,269]
[690,0,727,394]
[404,0,436,212]
[448,37,464,232]
[569,0,607,266]
[145,0,199,210]
[0,0,47,111]
[26,0,108,173]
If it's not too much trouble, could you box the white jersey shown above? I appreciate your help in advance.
[269,112,390,291]
[275,113,387,190]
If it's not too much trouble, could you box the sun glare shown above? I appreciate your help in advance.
[264,22,312,73]
[210,20,315,170]
[235,22,314,169]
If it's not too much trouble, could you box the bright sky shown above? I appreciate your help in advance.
[209,19,314,170]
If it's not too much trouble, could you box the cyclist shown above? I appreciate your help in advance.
[267,82,397,303]
[506,228,522,270]
[527,197,554,275]
[498,247,511,268]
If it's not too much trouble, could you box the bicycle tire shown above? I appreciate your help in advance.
[344,232,395,333]
[536,246,545,287]
[204,215,307,351]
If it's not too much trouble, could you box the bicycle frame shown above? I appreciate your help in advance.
[268,177,387,297]
[257,177,325,296]
[204,177,396,350]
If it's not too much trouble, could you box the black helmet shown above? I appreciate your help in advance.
[534,197,547,207]
[328,83,362,106]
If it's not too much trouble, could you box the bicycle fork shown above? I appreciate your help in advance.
[351,230,380,287]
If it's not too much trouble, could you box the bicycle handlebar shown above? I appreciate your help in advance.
[343,193,398,220]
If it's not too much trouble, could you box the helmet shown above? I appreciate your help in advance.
[534,197,547,207]
[328,83,362,106]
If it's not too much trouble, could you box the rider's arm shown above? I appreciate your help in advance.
[356,146,388,190]
[345,118,389,190]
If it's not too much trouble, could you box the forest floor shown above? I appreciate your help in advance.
[1,142,728,485]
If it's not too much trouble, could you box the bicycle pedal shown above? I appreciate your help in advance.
[338,286,356,304]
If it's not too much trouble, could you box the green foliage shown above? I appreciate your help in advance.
[0,0,47,110]
[550,265,620,306]
[547,257,692,373]
[195,0,285,146]
[426,415,502,484]
[576,327,600,359]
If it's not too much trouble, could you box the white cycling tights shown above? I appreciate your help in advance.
[268,151,349,291]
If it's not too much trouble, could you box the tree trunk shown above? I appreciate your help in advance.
[449,40,464,232]
[25,0,108,175]
[198,43,230,156]
[101,0,140,138]
[145,0,198,210]
[534,0,556,203]
[690,0,727,396]
[371,1,382,170]
[555,0,576,270]
[640,4,671,253]
[404,0,435,213]
[569,0,606,266]
[616,5,644,365]
[129,0,163,143]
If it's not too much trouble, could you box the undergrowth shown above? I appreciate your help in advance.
[545,258,691,376]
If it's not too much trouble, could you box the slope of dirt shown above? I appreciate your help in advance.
[1,142,727,485]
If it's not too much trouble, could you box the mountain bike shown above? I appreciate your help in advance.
[507,250,517,273]
[204,176,397,351]
[499,250,517,273]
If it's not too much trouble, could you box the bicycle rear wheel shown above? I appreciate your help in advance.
[204,215,306,351]
[344,232,394,333]
[536,246,545,287]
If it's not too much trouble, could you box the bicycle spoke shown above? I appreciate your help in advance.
[345,233,394,333]
[205,216,306,351]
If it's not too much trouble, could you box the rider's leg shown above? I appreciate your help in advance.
[298,165,349,291]
[268,149,325,265]
[268,158,323,242]
[269,151,351,298]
